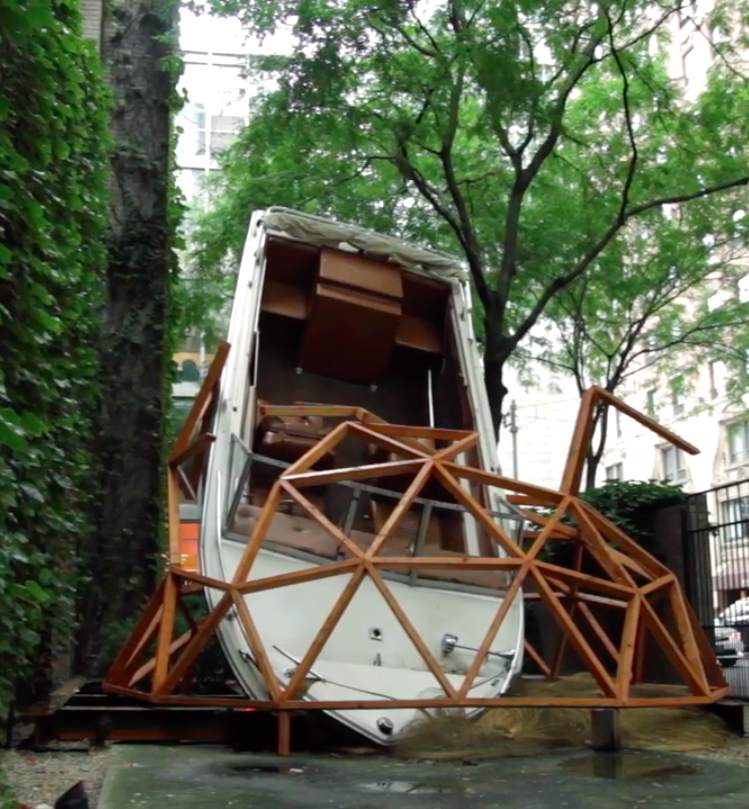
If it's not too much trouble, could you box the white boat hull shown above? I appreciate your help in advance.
[199,208,525,744]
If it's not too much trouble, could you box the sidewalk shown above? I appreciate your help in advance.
[99,744,749,809]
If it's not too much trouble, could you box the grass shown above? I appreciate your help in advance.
[395,673,732,759]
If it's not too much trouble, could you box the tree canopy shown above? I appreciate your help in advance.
[189,0,749,435]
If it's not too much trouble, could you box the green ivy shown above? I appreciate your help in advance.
[582,479,685,548]
[0,0,109,712]
[540,479,685,567]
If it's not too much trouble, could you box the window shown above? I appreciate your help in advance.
[681,46,695,86]
[646,389,657,417]
[719,497,749,546]
[739,275,749,303]
[709,360,726,398]
[672,384,685,417]
[615,408,622,438]
[606,463,624,481]
[661,446,688,482]
[728,421,749,465]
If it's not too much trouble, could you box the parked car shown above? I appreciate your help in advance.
[715,623,744,668]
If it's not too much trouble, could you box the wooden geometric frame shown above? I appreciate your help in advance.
[104,357,727,754]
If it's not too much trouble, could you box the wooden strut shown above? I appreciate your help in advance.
[104,386,728,756]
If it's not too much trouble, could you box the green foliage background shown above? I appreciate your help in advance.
[0,0,109,712]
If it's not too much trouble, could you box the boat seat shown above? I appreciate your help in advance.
[231,504,342,558]
[254,410,335,468]
[229,505,508,589]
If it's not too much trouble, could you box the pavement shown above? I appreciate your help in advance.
[99,744,749,809]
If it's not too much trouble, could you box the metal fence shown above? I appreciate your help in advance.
[685,480,749,698]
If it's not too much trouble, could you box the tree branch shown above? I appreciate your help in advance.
[510,174,749,348]
[607,12,637,223]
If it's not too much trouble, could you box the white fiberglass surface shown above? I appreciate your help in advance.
[217,538,522,743]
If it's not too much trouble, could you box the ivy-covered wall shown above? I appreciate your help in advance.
[0,0,109,711]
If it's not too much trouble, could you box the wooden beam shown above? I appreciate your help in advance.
[169,432,215,470]
[282,565,366,700]
[560,387,597,496]
[236,559,359,595]
[366,461,434,558]
[232,589,281,701]
[156,593,233,695]
[616,595,641,699]
[283,458,426,489]
[440,461,566,507]
[348,422,432,460]
[167,470,182,567]
[459,565,529,697]
[578,502,671,579]
[568,500,635,588]
[279,481,365,558]
[105,686,731,710]
[153,573,178,692]
[171,341,230,460]
[535,561,635,598]
[434,463,525,557]
[640,598,709,696]
[106,580,166,684]
[529,564,618,697]
[232,482,283,582]
[283,421,351,477]
[364,423,470,443]
[369,556,519,570]
[524,640,552,677]
[666,581,709,694]
[593,386,700,455]
[366,561,459,698]
[128,631,192,688]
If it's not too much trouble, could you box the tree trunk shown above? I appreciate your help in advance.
[584,402,609,490]
[483,317,511,440]
[77,0,177,672]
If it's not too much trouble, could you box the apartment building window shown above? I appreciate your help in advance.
[720,497,749,546]
[728,420,749,465]
[646,389,657,417]
[661,446,688,482]
[615,408,622,438]
[709,360,726,398]
[739,274,749,303]
[672,384,685,417]
[606,463,624,482]
[681,46,696,87]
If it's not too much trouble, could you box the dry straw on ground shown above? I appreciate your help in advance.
[395,673,732,759]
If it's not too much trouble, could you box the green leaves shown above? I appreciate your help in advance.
[192,0,749,434]
[0,0,109,715]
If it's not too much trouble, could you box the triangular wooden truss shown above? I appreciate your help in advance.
[104,348,727,753]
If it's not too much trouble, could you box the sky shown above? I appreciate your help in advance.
[179,6,295,56]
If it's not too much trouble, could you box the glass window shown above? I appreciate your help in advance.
[646,389,657,417]
[672,384,685,417]
[719,497,749,546]
[605,463,623,481]
[661,446,687,482]
[709,360,726,398]
[739,275,749,303]
[728,421,749,465]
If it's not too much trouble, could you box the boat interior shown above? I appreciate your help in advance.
[223,234,520,592]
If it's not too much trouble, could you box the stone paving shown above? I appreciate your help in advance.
[99,744,749,809]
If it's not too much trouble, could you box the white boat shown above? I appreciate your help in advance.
[199,207,525,744]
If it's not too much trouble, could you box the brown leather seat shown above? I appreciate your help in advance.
[231,504,341,558]
[254,412,335,467]
[230,504,508,589]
